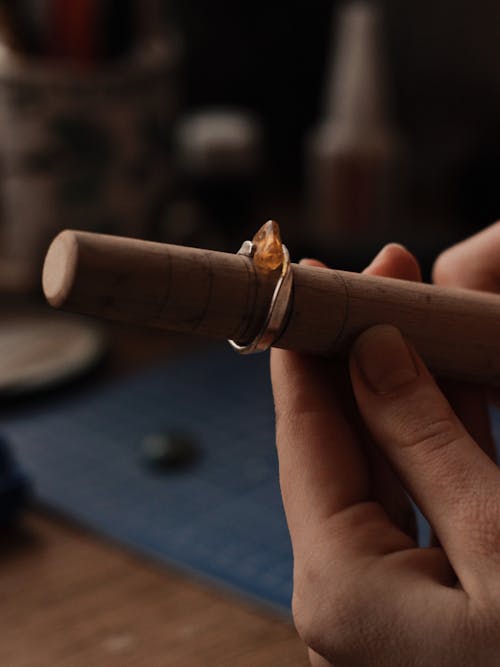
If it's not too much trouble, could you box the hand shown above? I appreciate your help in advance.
[433,220,500,293]
[434,220,500,407]
[271,243,500,666]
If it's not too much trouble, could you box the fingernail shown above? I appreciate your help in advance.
[299,258,326,268]
[365,243,408,270]
[353,325,418,393]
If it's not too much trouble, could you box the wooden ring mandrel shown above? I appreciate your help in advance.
[43,229,500,386]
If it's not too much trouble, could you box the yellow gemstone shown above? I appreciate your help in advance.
[252,220,283,271]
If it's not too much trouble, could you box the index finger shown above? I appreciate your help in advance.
[271,348,370,554]
[271,247,420,556]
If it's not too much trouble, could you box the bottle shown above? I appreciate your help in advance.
[306,2,402,248]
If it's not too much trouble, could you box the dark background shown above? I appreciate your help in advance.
[169,1,500,235]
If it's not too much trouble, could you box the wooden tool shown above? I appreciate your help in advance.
[43,228,500,386]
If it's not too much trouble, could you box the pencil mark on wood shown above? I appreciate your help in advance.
[232,255,257,343]
[157,244,172,322]
[325,270,350,356]
[192,251,214,333]
[42,231,500,385]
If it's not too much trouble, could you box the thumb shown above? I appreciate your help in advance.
[349,325,500,591]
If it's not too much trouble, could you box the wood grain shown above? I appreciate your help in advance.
[0,512,308,667]
[0,321,308,667]
[0,318,308,667]
[43,230,500,385]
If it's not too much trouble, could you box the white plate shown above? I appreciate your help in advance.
[0,312,106,396]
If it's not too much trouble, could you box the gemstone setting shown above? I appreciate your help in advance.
[252,220,283,272]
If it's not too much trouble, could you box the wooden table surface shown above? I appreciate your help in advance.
[0,319,308,667]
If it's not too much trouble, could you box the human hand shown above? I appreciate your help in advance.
[433,220,500,293]
[271,244,500,666]
[434,220,500,408]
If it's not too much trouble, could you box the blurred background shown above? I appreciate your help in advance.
[172,0,500,256]
[1,0,500,284]
[1,2,500,664]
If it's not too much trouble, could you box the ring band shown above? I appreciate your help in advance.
[229,239,293,354]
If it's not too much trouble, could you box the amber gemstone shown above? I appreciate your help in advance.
[252,220,283,272]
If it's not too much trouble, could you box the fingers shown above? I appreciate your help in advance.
[362,244,421,539]
[439,381,497,463]
[271,347,370,556]
[350,325,500,587]
[302,243,421,284]
[433,222,500,448]
[430,381,497,548]
[433,221,500,292]
[272,257,371,556]
[270,246,421,557]
[308,648,332,666]
[365,242,422,282]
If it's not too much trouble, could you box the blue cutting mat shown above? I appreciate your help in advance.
[4,347,294,612]
[3,346,500,613]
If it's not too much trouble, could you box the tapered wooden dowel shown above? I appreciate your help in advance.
[43,230,500,386]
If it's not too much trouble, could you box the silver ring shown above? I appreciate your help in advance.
[229,240,293,354]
